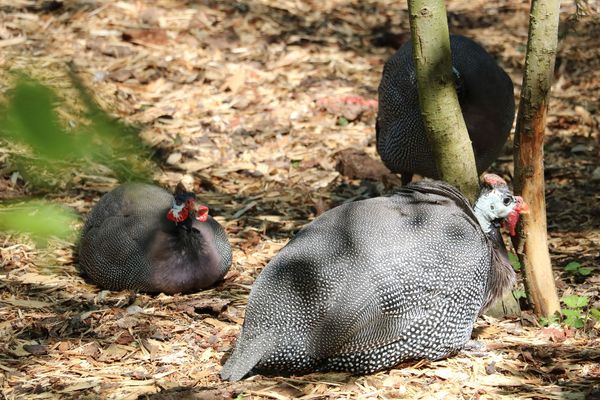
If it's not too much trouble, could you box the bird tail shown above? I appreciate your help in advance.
[220,331,273,381]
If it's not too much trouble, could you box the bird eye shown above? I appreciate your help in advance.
[503,196,513,206]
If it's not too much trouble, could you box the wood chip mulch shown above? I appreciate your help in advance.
[1,1,599,399]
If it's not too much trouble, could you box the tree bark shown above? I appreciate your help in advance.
[407,0,520,317]
[512,0,561,317]
[407,0,479,202]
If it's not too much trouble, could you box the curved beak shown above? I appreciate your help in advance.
[515,196,530,214]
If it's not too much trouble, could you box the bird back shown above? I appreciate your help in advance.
[376,35,515,179]
[222,181,497,380]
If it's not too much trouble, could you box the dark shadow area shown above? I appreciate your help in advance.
[0,275,237,397]
[169,0,526,59]
[489,342,600,399]
[179,0,407,53]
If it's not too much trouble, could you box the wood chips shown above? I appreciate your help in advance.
[1,0,599,399]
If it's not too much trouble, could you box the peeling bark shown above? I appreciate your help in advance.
[512,0,561,317]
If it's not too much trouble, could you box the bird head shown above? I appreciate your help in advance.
[167,183,210,224]
[474,174,529,236]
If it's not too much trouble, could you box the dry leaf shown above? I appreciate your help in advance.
[1,298,52,309]
[122,28,169,46]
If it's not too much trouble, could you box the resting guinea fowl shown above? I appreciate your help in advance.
[79,182,232,294]
[221,174,528,381]
[376,35,515,184]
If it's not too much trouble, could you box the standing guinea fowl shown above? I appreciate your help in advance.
[221,174,528,381]
[376,35,515,184]
[79,182,232,294]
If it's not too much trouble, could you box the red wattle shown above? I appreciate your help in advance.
[196,205,209,222]
[167,207,189,223]
[506,211,519,236]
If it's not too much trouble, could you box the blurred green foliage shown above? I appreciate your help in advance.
[0,73,153,186]
[0,202,78,244]
[508,252,522,272]
[0,72,155,243]
[512,289,527,300]
[561,294,589,329]
[539,294,597,329]
[2,79,79,159]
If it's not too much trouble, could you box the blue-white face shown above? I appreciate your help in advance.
[473,187,528,235]
[476,188,519,220]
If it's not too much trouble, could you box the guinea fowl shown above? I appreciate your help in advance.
[79,183,232,294]
[221,174,528,381]
[376,35,515,184]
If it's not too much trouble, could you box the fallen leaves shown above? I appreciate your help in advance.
[317,95,378,122]
[335,149,401,183]
[0,298,53,309]
[539,326,575,343]
[0,0,599,399]
[122,28,170,47]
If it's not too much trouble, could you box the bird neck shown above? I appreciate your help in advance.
[480,228,516,313]
[473,199,495,234]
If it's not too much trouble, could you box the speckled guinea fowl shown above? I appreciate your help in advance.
[79,183,232,294]
[376,35,515,183]
[221,175,528,381]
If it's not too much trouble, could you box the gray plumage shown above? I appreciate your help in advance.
[221,180,518,381]
[79,183,232,294]
[376,35,515,182]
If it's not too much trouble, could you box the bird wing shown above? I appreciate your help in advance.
[305,253,463,358]
[306,209,489,359]
[79,214,152,291]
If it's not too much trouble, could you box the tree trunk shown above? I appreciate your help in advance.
[407,0,479,202]
[407,0,521,317]
[512,0,561,317]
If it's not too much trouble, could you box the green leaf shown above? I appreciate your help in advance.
[561,309,584,329]
[0,202,78,244]
[337,116,349,127]
[0,79,82,160]
[564,261,581,273]
[0,74,153,190]
[562,295,589,309]
[590,309,600,322]
[508,252,521,271]
[578,267,593,276]
[539,315,559,327]
[173,134,183,146]
[561,309,579,317]
[512,290,527,300]
[291,160,300,169]
[564,316,584,329]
